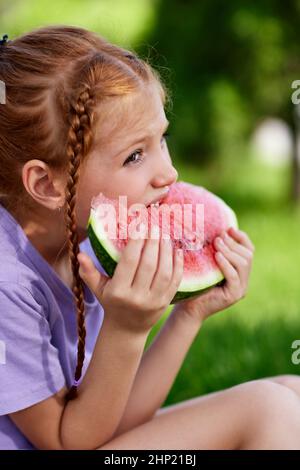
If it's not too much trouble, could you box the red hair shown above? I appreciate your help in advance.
[0,25,170,400]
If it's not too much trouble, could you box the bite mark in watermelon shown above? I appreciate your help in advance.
[87,181,238,304]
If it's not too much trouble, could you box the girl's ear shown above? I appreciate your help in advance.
[21,159,65,210]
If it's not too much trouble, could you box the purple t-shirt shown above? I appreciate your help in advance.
[0,203,105,449]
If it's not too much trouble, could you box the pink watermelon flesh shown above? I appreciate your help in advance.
[87,181,238,303]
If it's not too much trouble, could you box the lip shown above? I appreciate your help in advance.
[146,190,169,207]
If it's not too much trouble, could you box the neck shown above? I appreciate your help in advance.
[5,202,88,268]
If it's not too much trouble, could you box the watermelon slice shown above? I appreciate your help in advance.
[87,181,238,304]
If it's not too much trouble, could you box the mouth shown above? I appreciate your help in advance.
[147,200,162,209]
[146,190,170,209]
[146,198,168,209]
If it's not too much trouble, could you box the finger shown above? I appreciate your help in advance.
[132,225,160,290]
[227,227,255,252]
[214,237,248,277]
[215,251,240,286]
[219,232,253,261]
[112,230,146,288]
[150,235,174,293]
[78,253,109,298]
[168,247,184,301]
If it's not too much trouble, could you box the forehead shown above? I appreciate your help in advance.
[94,84,166,149]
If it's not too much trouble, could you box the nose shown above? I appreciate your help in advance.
[152,156,178,189]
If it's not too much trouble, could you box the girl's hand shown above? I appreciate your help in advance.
[77,227,184,335]
[172,227,254,325]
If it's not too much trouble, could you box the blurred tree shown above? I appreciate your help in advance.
[137,0,300,180]
[1,0,300,199]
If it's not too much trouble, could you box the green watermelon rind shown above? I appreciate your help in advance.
[87,199,238,305]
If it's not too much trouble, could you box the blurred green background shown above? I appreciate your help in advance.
[1,0,300,405]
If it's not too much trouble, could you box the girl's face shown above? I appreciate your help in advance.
[76,84,178,240]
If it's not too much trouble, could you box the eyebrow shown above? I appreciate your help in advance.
[115,119,170,158]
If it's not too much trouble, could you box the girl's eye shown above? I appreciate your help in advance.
[123,132,171,167]
[123,150,143,166]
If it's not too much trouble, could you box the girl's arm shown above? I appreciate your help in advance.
[112,304,202,437]
[9,233,183,450]
[60,316,149,449]
[9,316,148,450]
[112,228,254,437]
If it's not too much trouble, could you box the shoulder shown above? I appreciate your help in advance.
[0,280,46,316]
[0,254,48,313]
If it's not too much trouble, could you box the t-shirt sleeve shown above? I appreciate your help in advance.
[0,282,67,415]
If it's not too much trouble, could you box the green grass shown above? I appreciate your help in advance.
[146,156,300,406]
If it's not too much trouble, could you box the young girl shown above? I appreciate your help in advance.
[1,25,300,451]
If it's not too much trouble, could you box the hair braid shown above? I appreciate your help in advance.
[64,86,95,401]
[0,25,169,405]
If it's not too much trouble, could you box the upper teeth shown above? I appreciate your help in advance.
[152,202,160,207]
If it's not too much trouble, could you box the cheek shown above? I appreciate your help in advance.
[75,183,97,227]
[76,161,150,226]
[119,162,155,204]
[112,173,146,203]
[75,169,107,225]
